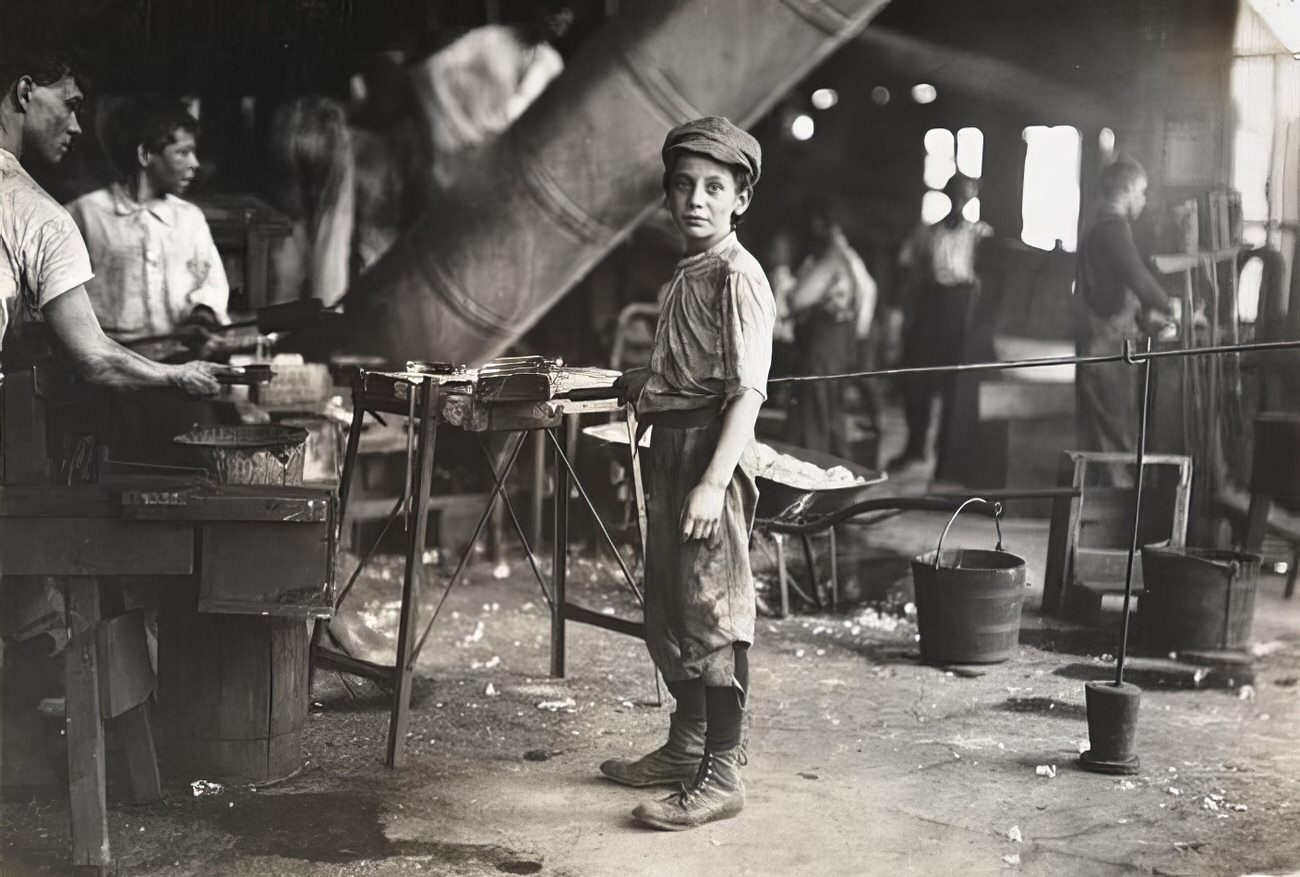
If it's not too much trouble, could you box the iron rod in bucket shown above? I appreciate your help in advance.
[1115,339,1153,687]
[932,497,1005,567]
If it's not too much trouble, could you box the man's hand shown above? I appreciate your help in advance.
[613,367,652,406]
[166,360,224,398]
[680,480,726,542]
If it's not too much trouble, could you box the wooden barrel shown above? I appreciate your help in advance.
[1139,546,1260,651]
[158,611,308,784]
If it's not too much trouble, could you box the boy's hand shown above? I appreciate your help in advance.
[680,481,726,542]
[613,367,651,405]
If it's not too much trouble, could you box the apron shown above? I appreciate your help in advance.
[642,407,758,687]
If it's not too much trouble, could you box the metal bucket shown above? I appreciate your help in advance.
[173,424,308,486]
[1139,545,1261,651]
[912,499,1027,664]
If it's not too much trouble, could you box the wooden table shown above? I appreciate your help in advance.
[0,479,335,874]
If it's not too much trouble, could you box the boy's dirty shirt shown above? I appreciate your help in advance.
[637,232,776,685]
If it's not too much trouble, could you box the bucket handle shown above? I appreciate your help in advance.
[933,497,1004,568]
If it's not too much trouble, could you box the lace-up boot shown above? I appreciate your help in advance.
[599,713,704,788]
[630,747,745,830]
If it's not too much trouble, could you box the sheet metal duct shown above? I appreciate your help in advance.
[341,0,890,364]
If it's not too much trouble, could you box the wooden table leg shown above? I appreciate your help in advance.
[64,577,109,874]
[115,702,162,804]
[551,426,569,679]
[531,429,547,553]
[386,382,439,769]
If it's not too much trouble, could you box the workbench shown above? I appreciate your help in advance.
[320,366,647,768]
[0,477,335,874]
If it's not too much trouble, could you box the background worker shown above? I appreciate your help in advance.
[783,200,875,457]
[889,173,992,475]
[0,43,222,394]
[1074,155,1176,464]
[68,97,230,362]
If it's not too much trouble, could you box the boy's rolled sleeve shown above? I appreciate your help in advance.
[722,270,776,403]
[185,224,232,324]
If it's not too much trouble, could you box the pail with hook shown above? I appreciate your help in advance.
[911,499,1027,664]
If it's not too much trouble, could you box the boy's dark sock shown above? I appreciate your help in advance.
[665,677,706,725]
[704,644,749,752]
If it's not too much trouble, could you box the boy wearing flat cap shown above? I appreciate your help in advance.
[602,117,775,830]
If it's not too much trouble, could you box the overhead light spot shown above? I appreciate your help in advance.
[791,114,815,141]
[911,83,937,104]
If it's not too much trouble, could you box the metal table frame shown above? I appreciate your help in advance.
[320,371,648,768]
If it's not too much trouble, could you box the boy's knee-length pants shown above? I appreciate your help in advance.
[643,417,757,689]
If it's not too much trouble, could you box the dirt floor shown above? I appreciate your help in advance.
[3,492,1300,876]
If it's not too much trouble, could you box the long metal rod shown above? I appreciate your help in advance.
[1115,340,1154,686]
[335,495,405,609]
[407,430,529,670]
[545,428,645,606]
[768,337,1300,385]
[477,438,554,608]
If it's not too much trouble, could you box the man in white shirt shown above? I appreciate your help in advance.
[783,202,876,457]
[889,174,993,475]
[67,98,229,360]
[0,45,220,394]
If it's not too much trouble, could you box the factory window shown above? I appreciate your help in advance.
[1021,125,1082,252]
[921,127,983,224]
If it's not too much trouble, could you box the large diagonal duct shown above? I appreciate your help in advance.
[340,0,890,364]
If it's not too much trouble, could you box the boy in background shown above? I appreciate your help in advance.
[602,117,775,831]
[68,98,229,361]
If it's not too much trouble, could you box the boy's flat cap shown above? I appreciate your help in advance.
[662,116,761,186]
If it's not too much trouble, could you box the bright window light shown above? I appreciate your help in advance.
[921,190,951,224]
[1238,256,1263,323]
[956,127,984,178]
[1021,125,1082,252]
[962,197,981,223]
[1098,127,1116,161]
[791,114,815,141]
[811,88,838,110]
[923,128,956,189]
[912,83,937,104]
[924,127,954,156]
[924,154,956,191]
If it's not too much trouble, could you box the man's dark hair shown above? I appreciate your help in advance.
[104,97,198,180]
[1099,155,1146,199]
[802,196,835,229]
[943,172,979,199]
[0,41,89,97]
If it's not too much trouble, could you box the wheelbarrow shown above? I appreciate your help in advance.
[580,425,889,614]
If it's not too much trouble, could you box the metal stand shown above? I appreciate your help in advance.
[1080,339,1152,776]
[322,371,647,767]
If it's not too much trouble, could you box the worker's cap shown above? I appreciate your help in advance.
[661,116,761,187]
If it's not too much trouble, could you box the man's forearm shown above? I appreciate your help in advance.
[43,286,177,391]
[73,340,177,389]
[700,389,764,489]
